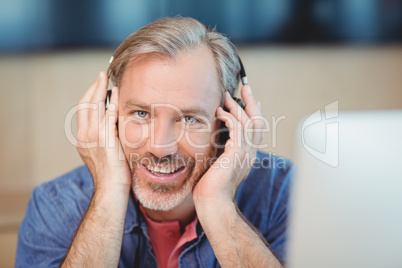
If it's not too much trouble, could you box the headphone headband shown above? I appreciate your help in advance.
[238,56,248,86]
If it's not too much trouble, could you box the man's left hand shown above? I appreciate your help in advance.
[193,84,263,205]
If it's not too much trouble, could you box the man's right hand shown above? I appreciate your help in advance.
[76,71,131,193]
[61,72,131,267]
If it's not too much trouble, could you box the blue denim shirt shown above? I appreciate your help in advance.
[16,151,293,267]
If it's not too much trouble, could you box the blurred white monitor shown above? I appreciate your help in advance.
[288,110,402,268]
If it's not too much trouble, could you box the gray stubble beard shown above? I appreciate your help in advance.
[130,150,216,211]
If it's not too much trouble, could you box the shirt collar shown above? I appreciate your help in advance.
[123,191,205,240]
[124,191,143,234]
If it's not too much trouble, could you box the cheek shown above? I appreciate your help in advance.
[178,132,217,173]
[119,121,149,150]
[183,120,221,150]
[180,126,220,156]
[184,131,211,150]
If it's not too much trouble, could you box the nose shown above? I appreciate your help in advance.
[146,118,180,158]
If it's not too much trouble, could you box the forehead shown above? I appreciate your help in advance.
[119,45,222,115]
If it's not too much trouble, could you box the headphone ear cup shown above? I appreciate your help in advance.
[233,97,245,109]
[218,121,230,147]
[105,90,112,110]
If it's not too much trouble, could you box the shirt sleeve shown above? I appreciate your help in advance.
[236,154,295,264]
[263,160,294,263]
[15,184,78,268]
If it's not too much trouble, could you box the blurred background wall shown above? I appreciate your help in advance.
[1,0,402,267]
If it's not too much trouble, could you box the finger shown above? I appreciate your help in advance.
[88,71,108,126]
[223,91,249,126]
[240,85,260,120]
[91,71,109,104]
[77,73,103,127]
[216,106,242,150]
[76,102,98,148]
[240,85,264,144]
[79,72,102,103]
[77,102,97,128]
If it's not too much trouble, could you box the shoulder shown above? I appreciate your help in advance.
[236,151,294,223]
[16,166,94,267]
[252,151,293,179]
[237,151,294,199]
[39,165,94,202]
[29,165,94,231]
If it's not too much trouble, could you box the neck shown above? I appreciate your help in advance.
[142,194,196,228]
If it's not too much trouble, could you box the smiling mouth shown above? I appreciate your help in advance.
[145,165,184,176]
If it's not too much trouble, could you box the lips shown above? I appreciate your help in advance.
[140,164,186,184]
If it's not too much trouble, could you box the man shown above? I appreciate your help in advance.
[16,17,293,267]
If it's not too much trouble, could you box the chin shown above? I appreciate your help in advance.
[131,161,199,211]
[128,147,217,211]
[133,180,193,211]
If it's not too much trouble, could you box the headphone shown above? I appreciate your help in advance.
[235,56,247,109]
[238,56,248,86]
[105,54,247,267]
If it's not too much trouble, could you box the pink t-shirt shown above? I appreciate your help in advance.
[140,206,198,268]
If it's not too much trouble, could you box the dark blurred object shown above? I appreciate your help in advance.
[307,0,402,43]
[1,0,401,53]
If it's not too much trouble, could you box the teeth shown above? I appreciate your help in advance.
[146,165,180,174]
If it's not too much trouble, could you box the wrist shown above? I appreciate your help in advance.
[194,197,237,224]
[193,187,234,206]
[96,181,131,195]
[94,183,131,203]
[92,184,130,214]
[93,170,132,194]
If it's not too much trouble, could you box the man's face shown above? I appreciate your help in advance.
[118,45,222,211]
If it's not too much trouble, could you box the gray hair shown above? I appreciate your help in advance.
[108,17,241,96]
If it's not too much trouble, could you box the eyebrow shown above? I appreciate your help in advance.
[124,100,213,118]
[124,101,148,111]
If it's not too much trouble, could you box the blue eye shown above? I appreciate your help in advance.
[134,111,149,118]
[183,116,196,123]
